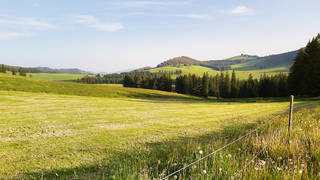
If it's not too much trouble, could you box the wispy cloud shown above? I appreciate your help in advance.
[164,14,209,19]
[228,6,255,15]
[0,15,56,30]
[116,1,186,8]
[73,15,123,32]
[0,15,56,39]
[0,32,33,39]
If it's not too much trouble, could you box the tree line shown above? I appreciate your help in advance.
[123,73,173,92]
[175,71,289,98]
[0,64,27,76]
[79,70,181,84]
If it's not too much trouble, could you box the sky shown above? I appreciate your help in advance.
[0,0,319,73]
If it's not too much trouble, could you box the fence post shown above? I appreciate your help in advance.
[288,95,294,139]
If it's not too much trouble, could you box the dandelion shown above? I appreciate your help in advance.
[203,170,207,174]
[299,169,303,174]
[199,150,203,155]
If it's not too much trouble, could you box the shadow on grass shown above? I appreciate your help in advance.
[19,103,320,179]
[22,117,264,179]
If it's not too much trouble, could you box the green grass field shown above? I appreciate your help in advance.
[0,73,319,179]
[7,71,85,81]
[28,73,85,81]
[149,65,285,79]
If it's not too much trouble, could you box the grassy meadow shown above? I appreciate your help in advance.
[28,73,85,81]
[6,71,85,81]
[0,73,319,179]
[149,65,285,79]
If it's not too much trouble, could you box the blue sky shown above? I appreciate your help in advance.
[0,0,319,72]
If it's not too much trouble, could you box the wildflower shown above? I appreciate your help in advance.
[255,167,259,171]
[193,165,197,169]
[299,169,303,174]
[259,160,266,166]
[172,163,177,166]
[276,167,282,171]
[289,159,292,162]
[289,140,292,144]
[228,154,232,158]
[203,170,207,174]
[158,160,161,165]
[219,168,222,172]
[174,175,178,179]
[199,150,203,155]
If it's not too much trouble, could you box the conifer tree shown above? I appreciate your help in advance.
[230,70,238,98]
[0,64,6,73]
[201,73,209,97]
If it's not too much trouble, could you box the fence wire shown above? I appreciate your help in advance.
[160,101,319,180]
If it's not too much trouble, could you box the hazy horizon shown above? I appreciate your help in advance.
[1,0,319,72]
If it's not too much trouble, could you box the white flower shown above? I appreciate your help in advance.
[158,160,161,165]
[203,170,207,174]
[299,169,303,174]
[199,150,203,155]
[174,175,178,179]
[279,157,282,160]
[301,164,305,167]
[276,167,282,171]
[289,159,292,162]
[259,160,266,165]
[228,154,232,158]
[219,168,222,172]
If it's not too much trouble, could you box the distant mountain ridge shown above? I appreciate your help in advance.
[36,67,89,74]
[154,49,299,71]
[1,64,90,74]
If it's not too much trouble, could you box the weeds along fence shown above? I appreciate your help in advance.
[160,97,319,180]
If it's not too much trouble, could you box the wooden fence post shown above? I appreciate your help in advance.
[288,95,294,139]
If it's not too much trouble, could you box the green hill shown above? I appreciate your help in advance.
[0,73,192,100]
[147,50,299,78]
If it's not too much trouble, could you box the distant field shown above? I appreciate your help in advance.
[149,65,285,79]
[27,73,85,81]
[0,73,318,179]
[6,71,85,81]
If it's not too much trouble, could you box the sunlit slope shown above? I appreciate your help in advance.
[149,65,283,79]
[28,73,85,81]
[0,89,295,179]
[0,73,191,99]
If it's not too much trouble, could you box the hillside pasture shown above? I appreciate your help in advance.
[149,65,285,79]
[0,73,318,179]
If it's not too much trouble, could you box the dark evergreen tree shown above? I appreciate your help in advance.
[0,64,6,73]
[201,73,209,97]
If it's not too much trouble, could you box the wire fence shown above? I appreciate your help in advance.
[160,101,319,180]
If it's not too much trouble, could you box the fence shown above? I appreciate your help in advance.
[160,96,318,180]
